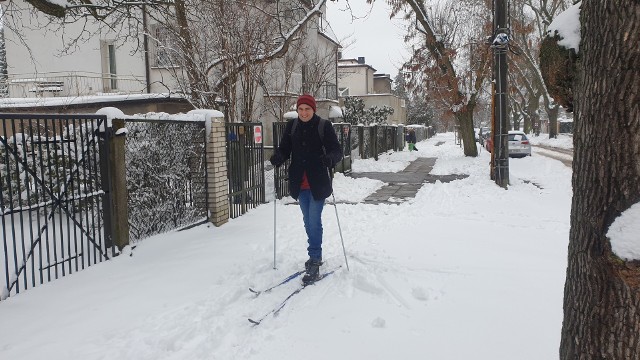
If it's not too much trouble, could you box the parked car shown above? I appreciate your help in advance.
[508,131,532,157]
[484,130,532,157]
[478,127,490,145]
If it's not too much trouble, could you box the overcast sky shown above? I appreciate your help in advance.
[326,1,410,77]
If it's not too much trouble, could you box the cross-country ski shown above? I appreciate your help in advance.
[248,269,305,297]
[248,267,340,326]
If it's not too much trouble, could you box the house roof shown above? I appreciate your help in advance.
[0,93,193,114]
[338,58,377,72]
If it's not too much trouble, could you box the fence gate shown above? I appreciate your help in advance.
[1,114,114,299]
[225,123,265,218]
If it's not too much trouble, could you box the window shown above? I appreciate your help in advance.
[153,26,181,68]
[108,44,117,89]
[100,40,117,91]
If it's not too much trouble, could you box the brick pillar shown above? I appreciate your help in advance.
[206,118,229,226]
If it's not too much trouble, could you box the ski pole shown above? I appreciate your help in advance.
[328,168,350,271]
[273,174,277,270]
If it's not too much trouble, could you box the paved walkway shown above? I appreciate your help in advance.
[349,157,468,204]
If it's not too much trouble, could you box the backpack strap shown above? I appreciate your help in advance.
[318,118,326,142]
[290,118,299,138]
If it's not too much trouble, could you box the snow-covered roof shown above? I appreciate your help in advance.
[0,93,183,108]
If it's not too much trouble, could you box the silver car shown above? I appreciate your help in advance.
[508,131,532,157]
[478,127,490,145]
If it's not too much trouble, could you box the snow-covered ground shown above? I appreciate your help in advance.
[0,133,572,360]
[528,133,573,150]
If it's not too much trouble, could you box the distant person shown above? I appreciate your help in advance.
[269,94,343,284]
[406,129,418,151]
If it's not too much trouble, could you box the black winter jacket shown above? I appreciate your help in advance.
[406,131,417,144]
[275,114,343,200]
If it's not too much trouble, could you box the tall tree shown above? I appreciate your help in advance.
[509,0,572,138]
[0,25,7,98]
[391,72,408,99]
[397,0,492,157]
[560,1,640,358]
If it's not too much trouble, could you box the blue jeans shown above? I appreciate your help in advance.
[298,190,325,261]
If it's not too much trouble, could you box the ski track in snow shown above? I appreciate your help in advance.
[0,133,571,360]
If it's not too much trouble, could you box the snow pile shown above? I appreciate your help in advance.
[548,2,582,52]
[607,202,640,261]
[528,134,574,150]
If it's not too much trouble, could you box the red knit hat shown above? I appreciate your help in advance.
[296,94,316,113]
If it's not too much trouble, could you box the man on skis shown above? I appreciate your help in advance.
[269,94,343,284]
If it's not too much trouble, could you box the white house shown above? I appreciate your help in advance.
[338,56,407,125]
[0,0,341,136]
[2,4,147,98]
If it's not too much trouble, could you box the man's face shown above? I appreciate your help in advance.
[297,104,314,122]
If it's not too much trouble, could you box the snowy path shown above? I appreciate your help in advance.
[0,133,572,360]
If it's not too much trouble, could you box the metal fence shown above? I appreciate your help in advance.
[406,125,431,142]
[356,125,405,160]
[226,123,265,218]
[1,114,113,299]
[124,119,208,241]
[333,123,352,174]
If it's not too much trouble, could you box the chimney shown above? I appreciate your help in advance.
[357,57,365,64]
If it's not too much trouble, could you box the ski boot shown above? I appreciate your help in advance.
[304,257,322,271]
[302,259,322,285]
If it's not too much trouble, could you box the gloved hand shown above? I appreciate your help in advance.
[270,152,285,167]
[320,154,334,168]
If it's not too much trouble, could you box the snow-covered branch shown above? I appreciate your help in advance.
[205,0,326,93]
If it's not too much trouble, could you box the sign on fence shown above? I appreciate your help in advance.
[254,125,262,144]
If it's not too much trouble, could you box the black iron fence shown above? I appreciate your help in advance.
[333,123,352,174]
[124,119,208,241]
[356,125,406,160]
[226,123,265,218]
[1,114,113,299]
[406,125,432,143]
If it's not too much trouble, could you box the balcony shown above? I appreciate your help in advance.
[1,72,148,99]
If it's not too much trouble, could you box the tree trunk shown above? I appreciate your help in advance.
[525,92,539,134]
[455,105,478,157]
[560,1,640,359]
[547,103,560,138]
